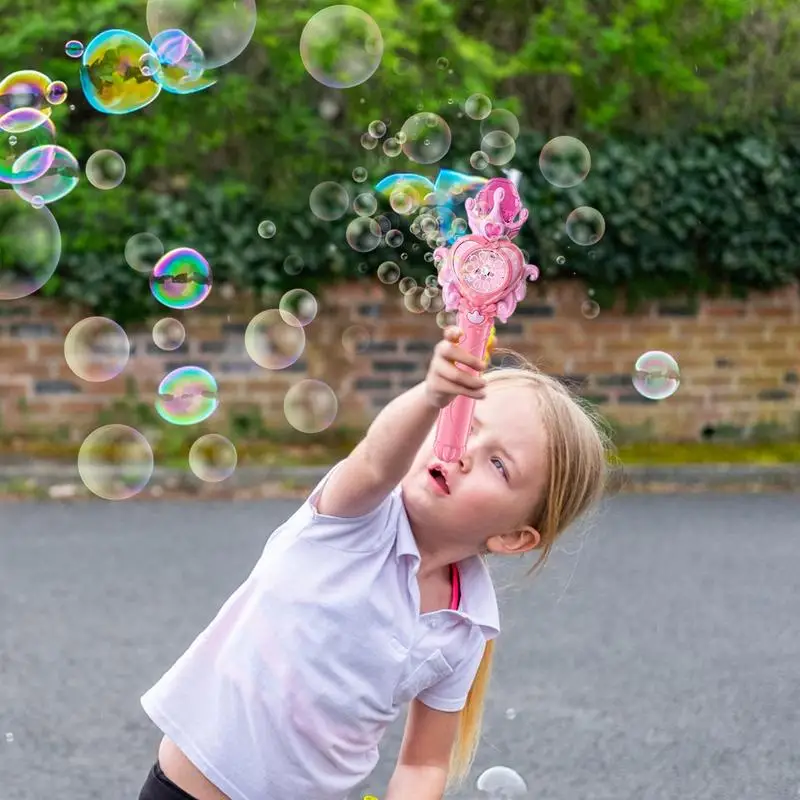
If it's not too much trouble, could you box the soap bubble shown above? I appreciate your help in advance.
[470,150,489,170]
[282,254,304,276]
[360,132,378,150]
[368,120,386,138]
[245,309,306,370]
[65,40,84,58]
[390,190,416,215]
[346,217,382,252]
[150,247,212,309]
[465,93,491,120]
[377,261,400,283]
[80,29,161,115]
[64,316,130,382]
[257,219,276,238]
[77,424,154,501]
[352,166,368,183]
[0,70,52,117]
[0,190,61,299]
[156,365,219,425]
[300,5,384,88]
[341,324,371,359]
[375,173,434,209]
[398,276,416,294]
[633,351,680,400]
[139,52,161,78]
[147,0,257,69]
[581,299,600,319]
[353,192,377,217]
[150,29,217,95]
[12,146,80,205]
[566,206,605,246]
[382,137,401,157]
[400,112,451,164]
[475,765,528,797]
[385,229,404,248]
[279,288,318,327]
[0,110,56,184]
[125,232,164,273]
[480,131,516,166]
[539,136,591,188]
[309,181,349,221]
[45,81,68,105]
[152,317,186,350]
[403,286,431,314]
[86,149,126,190]
[479,108,520,140]
[189,434,238,482]
[284,379,338,433]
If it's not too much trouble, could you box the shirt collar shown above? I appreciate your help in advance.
[395,489,501,639]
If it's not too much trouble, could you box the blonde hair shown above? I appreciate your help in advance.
[446,349,613,790]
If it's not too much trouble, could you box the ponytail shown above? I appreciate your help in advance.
[446,638,496,790]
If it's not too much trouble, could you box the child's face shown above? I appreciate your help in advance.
[403,382,549,550]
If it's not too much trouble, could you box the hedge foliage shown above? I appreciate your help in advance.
[2,0,800,320]
[42,128,800,322]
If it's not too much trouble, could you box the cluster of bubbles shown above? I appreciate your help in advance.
[77,0,257,115]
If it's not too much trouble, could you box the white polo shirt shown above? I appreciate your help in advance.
[140,463,500,800]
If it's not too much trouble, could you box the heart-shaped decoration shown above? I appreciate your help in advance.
[483,222,503,240]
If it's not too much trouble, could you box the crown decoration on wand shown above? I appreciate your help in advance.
[435,177,540,323]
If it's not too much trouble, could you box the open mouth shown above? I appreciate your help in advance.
[428,465,450,494]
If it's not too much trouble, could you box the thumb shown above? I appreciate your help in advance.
[444,326,463,343]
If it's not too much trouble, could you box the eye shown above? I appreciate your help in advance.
[491,456,508,481]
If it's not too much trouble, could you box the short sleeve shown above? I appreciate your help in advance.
[298,461,399,552]
[416,639,487,712]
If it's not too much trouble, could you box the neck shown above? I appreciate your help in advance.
[412,526,480,582]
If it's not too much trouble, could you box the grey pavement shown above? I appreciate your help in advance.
[1,459,800,497]
[1,494,799,800]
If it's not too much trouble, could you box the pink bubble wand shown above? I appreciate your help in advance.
[433,177,539,463]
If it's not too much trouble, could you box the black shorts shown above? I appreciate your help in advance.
[138,761,199,800]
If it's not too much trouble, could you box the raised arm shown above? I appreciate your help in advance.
[315,327,487,518]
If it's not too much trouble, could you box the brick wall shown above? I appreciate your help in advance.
[0,280,798,442]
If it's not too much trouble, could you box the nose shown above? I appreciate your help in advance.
[458,452,473,472]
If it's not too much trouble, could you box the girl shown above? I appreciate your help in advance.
[137,326,610,800]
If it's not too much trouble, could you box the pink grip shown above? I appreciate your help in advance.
[433,308,493,463]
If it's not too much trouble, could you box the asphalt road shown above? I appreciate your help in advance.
[1,494,798,800]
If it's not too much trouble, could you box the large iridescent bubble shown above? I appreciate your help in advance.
[146,0,257,70]
[150,29,217,95]
[80,29,162,115]
[150,247,212,309]
[0,70,53,118]
[0,110,56,185]
[0,190,61,300]
[13,145,80,205]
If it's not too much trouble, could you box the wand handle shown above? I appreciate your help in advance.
[433,309,494,463]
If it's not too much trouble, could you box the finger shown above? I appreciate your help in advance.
[433,377,487,400]
[438,340,487,372]
[436,358,488,391]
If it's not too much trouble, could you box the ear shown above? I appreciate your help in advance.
[485,525,541,556]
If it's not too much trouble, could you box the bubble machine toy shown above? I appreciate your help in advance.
[433,177,539,463]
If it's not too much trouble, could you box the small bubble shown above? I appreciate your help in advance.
[30,195,44,209]
[360,132,378,150]
[436,57,449,69]
[5,732,14,743]
[469,150,488,170]
[581,300,600,320]
[367,119,386,138]
[465,93,492,120]
[556,255,566,265]
[352,166,368,183]
[257,220,276,238]
[65,40,84,58]
[566,206,606,246]
[505,708,517,720]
